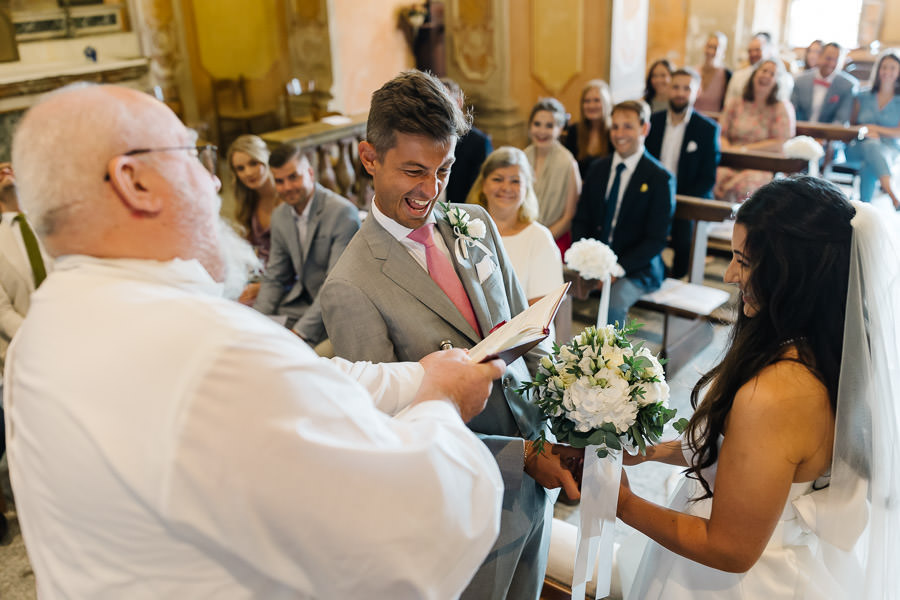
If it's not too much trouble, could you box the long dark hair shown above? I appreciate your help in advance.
[685,177,855,499]
[871,49,900,95]
[742,59,780,104]
[643,59,673,103]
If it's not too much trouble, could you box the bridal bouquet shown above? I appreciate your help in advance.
[564,238,625,281]
[522,322,686,600]
[524,322,683,458]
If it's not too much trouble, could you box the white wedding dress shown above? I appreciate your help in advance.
[627,449,824,600]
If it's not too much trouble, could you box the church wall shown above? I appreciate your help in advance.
[330,0,414,116]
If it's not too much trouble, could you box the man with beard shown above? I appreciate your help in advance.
[253,143,360,345]
[4,83,509,598]
[645,67,720,279]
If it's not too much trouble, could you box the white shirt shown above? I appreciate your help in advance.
[810,67,837,122]
[660,110,691,177]
[370,198,453,271]
[292,199,313,253]
[4,256,503,599]
[607,148,644,241]
[501,222,563,300]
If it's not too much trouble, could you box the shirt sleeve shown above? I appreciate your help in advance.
[328,356,424,416]
[162,330,503,599]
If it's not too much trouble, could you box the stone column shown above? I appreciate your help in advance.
[284,0,335,118]
[132,0,183,114]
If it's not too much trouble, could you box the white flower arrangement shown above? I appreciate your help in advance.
[439,202,491,261]
[523,322,685,457]
[783,136,825,161]
[564,238,625,281]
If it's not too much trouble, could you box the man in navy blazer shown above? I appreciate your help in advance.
[792,42,858,124]
[645,68,720,278]
[573,100,675,327]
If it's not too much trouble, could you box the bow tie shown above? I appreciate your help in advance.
[814,78,830,87]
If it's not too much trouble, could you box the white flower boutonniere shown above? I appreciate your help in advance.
[440,202,493,262]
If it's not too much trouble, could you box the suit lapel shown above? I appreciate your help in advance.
[365,216,481,343]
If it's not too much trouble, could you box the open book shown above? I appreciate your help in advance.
[468,282,570,364]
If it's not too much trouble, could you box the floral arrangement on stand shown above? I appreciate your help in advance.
[783,135,825,176]
[563,238,624,326]
[522,321,685,599]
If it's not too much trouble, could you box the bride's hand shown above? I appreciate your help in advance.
[622,450,645,467]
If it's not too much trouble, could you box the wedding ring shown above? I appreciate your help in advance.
[439,340,453,350]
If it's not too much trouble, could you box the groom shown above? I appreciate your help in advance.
[320,70,581,599]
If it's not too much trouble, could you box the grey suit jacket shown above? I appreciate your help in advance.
[321,202,553,468]
[791,70,859,124]
[254,184,360,343]
[0,213,51,372]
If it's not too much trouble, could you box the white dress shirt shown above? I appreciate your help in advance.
[660,110,690,177]
[810,68,837,123]
[606,148,645,241]
[370,197,454,271]
[5,255,503,599]
[292,199,313,253]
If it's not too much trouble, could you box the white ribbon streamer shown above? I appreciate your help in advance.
[571,445,621,600]
[452,227,494,262]
[595,275,611,327]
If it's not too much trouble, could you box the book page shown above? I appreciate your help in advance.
[468,282,570,363]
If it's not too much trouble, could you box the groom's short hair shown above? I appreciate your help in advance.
[366,70,472,159]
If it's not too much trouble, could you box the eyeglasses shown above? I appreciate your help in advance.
[104,144,218,180]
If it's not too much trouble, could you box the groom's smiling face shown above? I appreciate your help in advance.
[361,132,456,230]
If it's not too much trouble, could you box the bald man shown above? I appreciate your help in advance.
[4,83,506,599]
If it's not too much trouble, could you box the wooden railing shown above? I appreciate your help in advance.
[260,113,372,210]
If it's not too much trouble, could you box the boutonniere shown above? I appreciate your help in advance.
[828,94,840,104]
[686,140,698,153]
[640,183,648,193]
[439,202,493,262]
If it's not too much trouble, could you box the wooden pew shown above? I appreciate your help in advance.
[718,148,809,174]
[632,195,736,376]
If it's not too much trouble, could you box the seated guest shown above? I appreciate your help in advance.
[253,143,360,343]
[572,100,675,327]
[792,42,858,123]
[441,78,493,204]
[695,32,732,113]
[802,39,823,71]
[525,97,582,254]
[644,59,674,114]
[726,32,794,103]
[227,134,279,305]
[646,68,721,279]
[466,146,563,304]
[563,79,613,177]
[6,83,507,598]
[844,49,900,210]
[715,59,796,203]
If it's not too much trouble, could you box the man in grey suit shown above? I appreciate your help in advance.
[320,70,581,600]
[253,144,360,344]
[792,42,858,124]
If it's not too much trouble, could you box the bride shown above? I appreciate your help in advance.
[617,176,900,599]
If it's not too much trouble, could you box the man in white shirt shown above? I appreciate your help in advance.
[572,100,676,326]
[726,32,794,103]
[253,143,360,344]
[791,42,859,124]
[5,83,507,599]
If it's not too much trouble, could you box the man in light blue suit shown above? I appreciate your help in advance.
[792,42,859,124]
[253,144,360,344]
[320,70,582,600]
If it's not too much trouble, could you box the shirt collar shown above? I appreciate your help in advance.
[53,255,224,297]
[611,147,644,172]
[816,68,837,83]
[370,197,437,243]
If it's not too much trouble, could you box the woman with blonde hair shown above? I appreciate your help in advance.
[227,134,279,265]
[695,32,732,113]
[563,79,613,177]
[467,146,562,304]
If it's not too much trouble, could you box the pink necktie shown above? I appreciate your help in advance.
[408,223,482,337]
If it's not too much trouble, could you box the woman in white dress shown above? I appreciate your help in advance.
[617,176,900,599]
[466,146,563,305]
